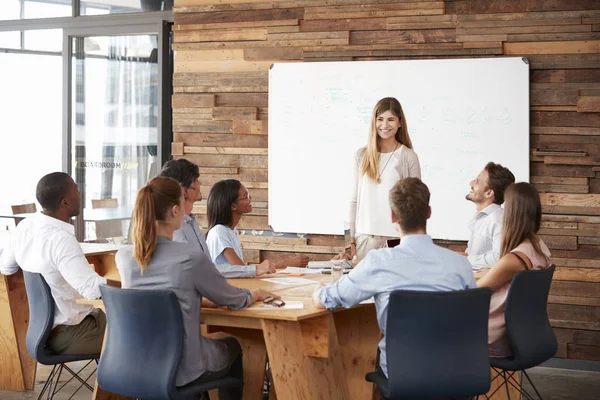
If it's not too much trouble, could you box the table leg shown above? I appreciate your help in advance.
[0,272,36,391]
[333,306,380,400]
[87,254,120,282]
[262,314,350,400]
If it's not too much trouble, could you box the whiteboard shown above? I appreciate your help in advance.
[268,57,529,240]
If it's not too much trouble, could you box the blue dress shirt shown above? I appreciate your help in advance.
[317,234,477,378]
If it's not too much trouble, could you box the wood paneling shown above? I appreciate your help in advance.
[173,0,600,362]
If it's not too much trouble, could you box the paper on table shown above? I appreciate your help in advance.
[261,277,317,285]
[307,261,332,269]
[280,267,322,275]
[308,260,353,269]
[248,300,304,310]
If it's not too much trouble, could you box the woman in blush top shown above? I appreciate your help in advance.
[477,182,552,357]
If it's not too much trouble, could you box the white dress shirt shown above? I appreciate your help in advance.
[317,235,476,378]
[0,212,106,326]
[466,203,504,267]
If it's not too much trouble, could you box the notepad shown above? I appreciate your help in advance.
[307,260,352,269]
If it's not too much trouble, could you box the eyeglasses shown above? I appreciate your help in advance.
[237,190,250,201]
[263,296,285,308]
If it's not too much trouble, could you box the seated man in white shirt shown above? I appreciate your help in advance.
[0,172,107,355]
[313,177,476,379]
[465,162,515,267]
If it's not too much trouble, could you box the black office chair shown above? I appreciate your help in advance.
[487,265,557,400]
[366,288,492,400]
[22,271,99,400]
[98,285,243,400]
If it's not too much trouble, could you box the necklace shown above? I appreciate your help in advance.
[377,142,399,184]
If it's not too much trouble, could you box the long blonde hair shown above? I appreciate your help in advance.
[132,176,182,271]
[500,182,549,263]
[360,97,413,181]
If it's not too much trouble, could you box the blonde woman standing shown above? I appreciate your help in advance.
[349,97,421,260]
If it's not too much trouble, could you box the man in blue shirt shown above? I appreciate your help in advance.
[313,177,476,378]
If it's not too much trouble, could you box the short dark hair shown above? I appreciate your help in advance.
[207,179,242,231]
[36,172,73,212]
[389,178,430,232]
[484,162,515,205]
[160,158,200,188]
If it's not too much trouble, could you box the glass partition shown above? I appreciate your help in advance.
[71,33,159,242]
[80,0,172,15]
[0,0,72,21]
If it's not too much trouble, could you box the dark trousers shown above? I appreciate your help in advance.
[185,337,243,400]
[47,309,106,355]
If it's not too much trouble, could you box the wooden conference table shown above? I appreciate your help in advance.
[2,244,519,399]
[0,243,125,392]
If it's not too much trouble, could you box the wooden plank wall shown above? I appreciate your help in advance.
[172,0,600,362]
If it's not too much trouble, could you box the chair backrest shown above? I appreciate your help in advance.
[504,264,557,368]
[91,198,119,209]
[11,203,37,214]
[386,288,492,399]
[22,271,56,364]
[97,285,183,399]
[11,203,37,226]
[91,199,123,241]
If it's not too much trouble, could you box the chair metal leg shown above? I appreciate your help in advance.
[62,362,95,391]
[53,361,95,394]
[48,364,64,400]
[37,365,58,400]
[502,370,511,400]
[506,371,533,400]
[485,368,505,399]
[492,369,538,400]
[67,368,97,400]
[37,361,96,400]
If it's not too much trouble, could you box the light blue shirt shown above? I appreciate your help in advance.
[206,224,257,278]
[466,203,504,267]
[174,216,255,279]
[317,234,476,378]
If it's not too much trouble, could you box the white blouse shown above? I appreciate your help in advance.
[349,145,421,237]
